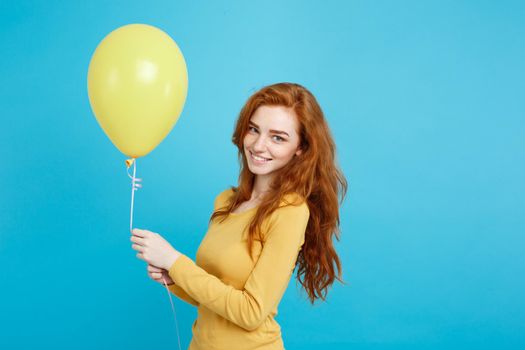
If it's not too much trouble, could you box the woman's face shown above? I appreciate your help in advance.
[243,105,303,177]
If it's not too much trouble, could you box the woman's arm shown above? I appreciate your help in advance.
[147,264,200,307]
[167,202,309,331]
[167,283,200,307]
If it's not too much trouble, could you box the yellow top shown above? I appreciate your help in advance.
[167,188,310,350]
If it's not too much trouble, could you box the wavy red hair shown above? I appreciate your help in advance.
[209,82,348,304]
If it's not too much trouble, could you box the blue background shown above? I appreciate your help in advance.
[1,1,524,349]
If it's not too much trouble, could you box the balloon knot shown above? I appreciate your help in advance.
[125,158,135,168]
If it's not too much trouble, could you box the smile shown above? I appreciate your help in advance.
[249,151,272,163]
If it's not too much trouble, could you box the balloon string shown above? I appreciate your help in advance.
[127,158,142,233]
[163,277,183,350]
[126,158,182,350]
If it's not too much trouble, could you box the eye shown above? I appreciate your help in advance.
[273,135,285,142]
[248,126,258,133]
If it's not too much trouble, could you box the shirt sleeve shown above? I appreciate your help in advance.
[167,283,199,307]
[167,201,310,331]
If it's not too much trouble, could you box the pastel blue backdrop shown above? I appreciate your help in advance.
[1,1,523,349]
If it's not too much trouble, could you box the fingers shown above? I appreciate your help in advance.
[149,271,163,280]
[148,265,162,273]
[130,235,146,245]
[131,228,150,238]
[148,267,173,286]
[131,235,146,258]
[131,244,144,252]
[148,271,167,285]
[148,271,161,282]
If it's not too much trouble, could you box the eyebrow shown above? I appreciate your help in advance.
[249,121,290,137]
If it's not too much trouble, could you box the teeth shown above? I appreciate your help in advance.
[251,152,271,161]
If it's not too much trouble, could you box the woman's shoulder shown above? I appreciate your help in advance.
[271,192,310,222]
[213,187,235,210]
[263,193,310,240]
[279,192,307,207]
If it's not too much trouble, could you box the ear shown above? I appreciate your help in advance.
[295,147,302,156]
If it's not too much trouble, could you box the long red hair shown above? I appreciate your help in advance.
[210,82,348,304]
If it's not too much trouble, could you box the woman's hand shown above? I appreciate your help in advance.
[131,228,181,270]
[147,264,174,286]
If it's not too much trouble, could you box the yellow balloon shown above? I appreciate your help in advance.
[87,24,188,158]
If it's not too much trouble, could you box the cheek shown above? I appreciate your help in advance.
[243,135,251,148]
[243,134,261,150]
[271,146,296,161]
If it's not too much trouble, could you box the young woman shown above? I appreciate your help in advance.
[131,82,348,350]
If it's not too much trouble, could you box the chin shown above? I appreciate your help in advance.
[247,166,271,175]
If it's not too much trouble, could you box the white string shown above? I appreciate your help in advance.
[127,158,182,350]
[163,277,183,350]
[127,159,141,233]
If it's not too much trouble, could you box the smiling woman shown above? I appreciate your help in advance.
[243,105,303,178]
[132,82,348,350]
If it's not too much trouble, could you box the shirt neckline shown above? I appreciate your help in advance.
[229,204,259,216]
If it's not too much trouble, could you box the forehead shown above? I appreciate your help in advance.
[249,105,299,135]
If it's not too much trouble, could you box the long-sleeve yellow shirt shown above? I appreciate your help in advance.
[167,188,310,350]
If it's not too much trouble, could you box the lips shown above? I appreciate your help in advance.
[249,151,272,162]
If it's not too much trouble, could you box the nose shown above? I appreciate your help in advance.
[252,134,267,152]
